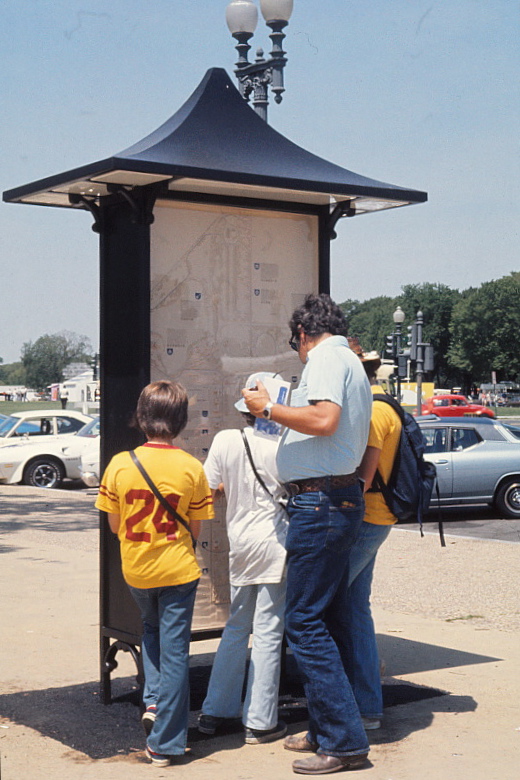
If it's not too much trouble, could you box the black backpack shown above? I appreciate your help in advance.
[370,394,443,545]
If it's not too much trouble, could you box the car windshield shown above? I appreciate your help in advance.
[76,417,100,437]
[0,417,41,437]
[504,424,520,441]
[0,417,18,436]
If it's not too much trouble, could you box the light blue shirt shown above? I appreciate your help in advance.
[276,335,372,482]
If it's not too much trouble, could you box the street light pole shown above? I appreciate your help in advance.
[416,310,424,416]
[392,306,405,402]
[226,0,294,122]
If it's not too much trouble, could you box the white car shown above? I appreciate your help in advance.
[79,437,101,487]
[0,409,91,446]
[0,415,99,489]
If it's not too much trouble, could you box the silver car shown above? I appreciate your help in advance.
[418,416,520,518]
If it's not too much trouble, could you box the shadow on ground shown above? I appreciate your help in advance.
[376,633,501,676]
[0,649,479,760]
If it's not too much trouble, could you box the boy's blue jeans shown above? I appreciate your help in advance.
[284,485,370,758]
[129,578,198,756]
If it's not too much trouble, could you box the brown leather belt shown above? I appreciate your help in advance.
[284,472,359,497]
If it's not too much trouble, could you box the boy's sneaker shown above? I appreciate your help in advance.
[362,716,381,731]
[141,706,157,737]
[145,746,170,767]
[244,720,287,744]
[197,713,225,735]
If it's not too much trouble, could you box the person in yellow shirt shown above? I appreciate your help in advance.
[344,351,401,731]
[96,380,213,767]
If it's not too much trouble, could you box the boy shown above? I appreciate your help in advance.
[96,380,214,766]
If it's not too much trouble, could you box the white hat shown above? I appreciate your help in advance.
[361,350,381,362]
[234,371,279,413]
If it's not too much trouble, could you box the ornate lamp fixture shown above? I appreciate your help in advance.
[226,0,293,122]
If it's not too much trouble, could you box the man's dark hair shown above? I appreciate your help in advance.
[136,380,188,440]
[289,294,347,339]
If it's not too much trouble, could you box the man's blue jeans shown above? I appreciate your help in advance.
[284,484,370,758]
[129,578,198,756]
[202,580,286,730]
[346,521,392,719]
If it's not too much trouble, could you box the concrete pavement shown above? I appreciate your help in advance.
[0,484,519,779]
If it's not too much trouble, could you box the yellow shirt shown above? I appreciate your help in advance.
[364,386,402,526]
[96,443,214,588]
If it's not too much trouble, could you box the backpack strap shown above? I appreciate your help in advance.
[129,450,197,551]
[369,393,403,498]
[372,392,405,422]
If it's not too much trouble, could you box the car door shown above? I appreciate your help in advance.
[421,426,453,498]
[448,426,492,500]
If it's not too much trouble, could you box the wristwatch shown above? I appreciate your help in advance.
[262,402,274,420]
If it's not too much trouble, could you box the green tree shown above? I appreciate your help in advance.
[448,273,520,386]
[0,362,27,385]
[396,283,461,386]
[21,331,93,390]
[340,296,396,355]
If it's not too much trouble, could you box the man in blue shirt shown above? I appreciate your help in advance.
[243,294,372,775]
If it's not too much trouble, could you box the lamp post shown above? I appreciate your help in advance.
[415,310,424,417]
[393,306,405,401]
[226,0,294,122]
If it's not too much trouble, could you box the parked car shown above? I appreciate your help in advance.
[417,415,520,518]
[421,394,495,419]
[0,415,99,489]
[0,409,92,447]
[79,437,101,488]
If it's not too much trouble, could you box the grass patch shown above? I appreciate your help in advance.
[0,401,61,415]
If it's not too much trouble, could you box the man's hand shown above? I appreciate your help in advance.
[243,379,270,417]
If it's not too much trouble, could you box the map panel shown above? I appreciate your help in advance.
[150,200,319,630]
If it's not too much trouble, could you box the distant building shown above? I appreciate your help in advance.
[62,362,91,380]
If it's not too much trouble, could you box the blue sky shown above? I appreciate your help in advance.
[1,1,518,363]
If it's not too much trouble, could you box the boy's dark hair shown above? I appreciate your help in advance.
[289,293,347,340]
[136,380,188,440]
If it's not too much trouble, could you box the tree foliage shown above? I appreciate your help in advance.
[396,283,461,386]
[341,296,396,354]
[447,273,520,386]
[339,273,520,390]
[21,331,93,390]
[0,362,27,385]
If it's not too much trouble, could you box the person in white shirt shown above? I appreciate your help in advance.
[198,372,288,745]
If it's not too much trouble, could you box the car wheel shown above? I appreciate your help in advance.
[24,458,65,489]
[494,478,520,519]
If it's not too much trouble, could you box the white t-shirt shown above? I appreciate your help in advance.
[204,427,288,587]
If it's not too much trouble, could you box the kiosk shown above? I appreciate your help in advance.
[3,68,427,702]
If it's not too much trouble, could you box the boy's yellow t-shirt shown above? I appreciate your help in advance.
[96,443,214,589]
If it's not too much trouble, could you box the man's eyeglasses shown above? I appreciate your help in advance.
[289,335,300,352]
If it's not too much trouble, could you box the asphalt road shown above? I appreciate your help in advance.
[400,505,520,543]
[10,478,520,544]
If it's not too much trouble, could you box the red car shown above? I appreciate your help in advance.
[421,394,495,418]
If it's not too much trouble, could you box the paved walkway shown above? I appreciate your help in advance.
[0,484,519,779]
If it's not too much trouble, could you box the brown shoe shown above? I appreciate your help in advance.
[292,752,369,775]
[284,734,318,753]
